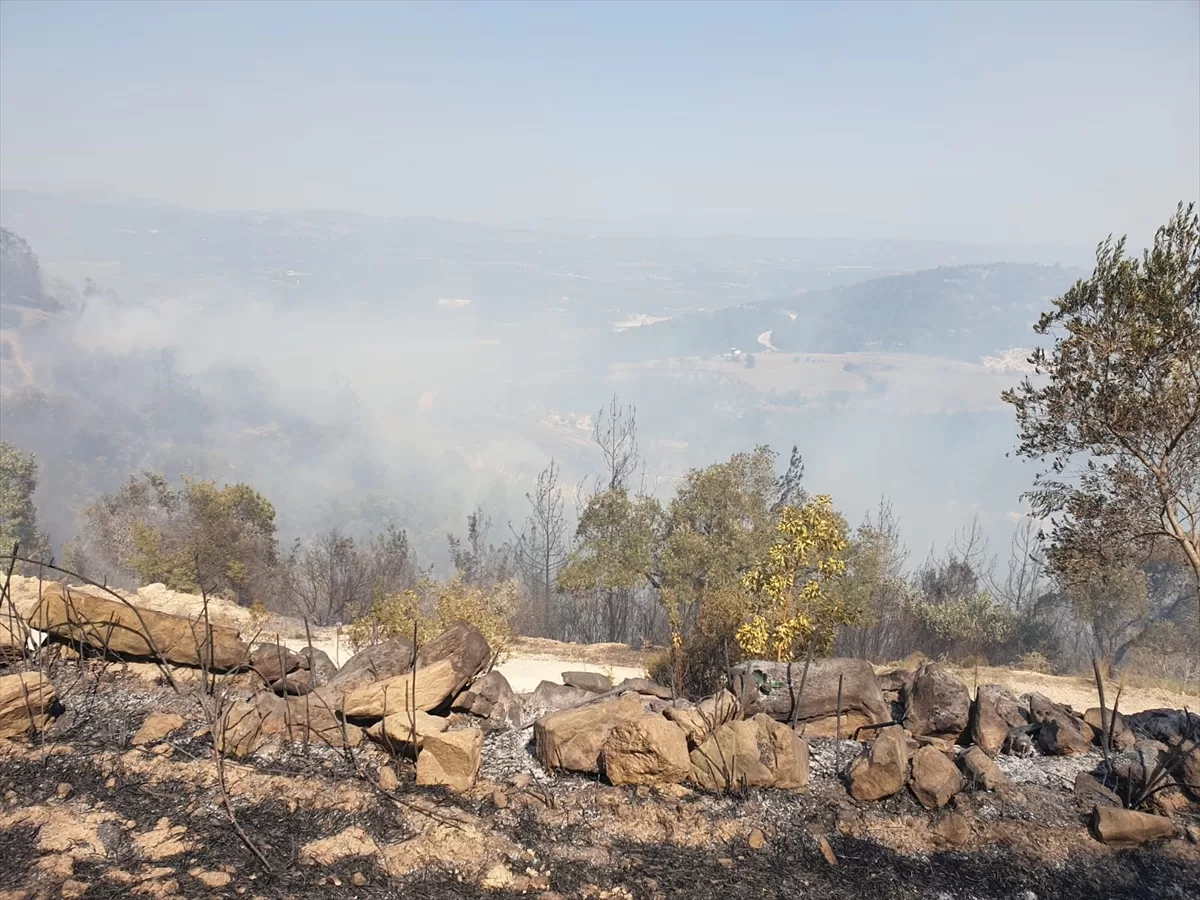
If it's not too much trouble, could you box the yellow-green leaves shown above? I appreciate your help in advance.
[737,494,851,662]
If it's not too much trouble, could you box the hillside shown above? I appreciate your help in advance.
[610,263,1082,363]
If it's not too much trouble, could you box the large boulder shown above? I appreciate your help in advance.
[731,658,889,738]
[968,685,1029,756]
[467,670,521,729]
[414,622,492,696]
[0,672,57,739]
[903,663,970,739]
[1083,707,1136,751]
[910,745,963,809]
[250,643,302,684]
[959,746,1011,793]
[534,696,644,773]
[1090,806,1175,847]
[1126,708,1200,744]
[689,714,809,791]
[335,658,462,719]
[328,635,415,694]
[297,647,338,686]
[602,714,691,785]
[848,725,909,802]
[1033,703,1092,756]
[217,692,363,757]
[529,680,594,711]
[664,690,740,748]
[563,671,611,694]
[30,586,248,670]
[416,728,483,792]
[366,710,450,751]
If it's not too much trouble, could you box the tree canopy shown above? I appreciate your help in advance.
[1003,203,1200,617]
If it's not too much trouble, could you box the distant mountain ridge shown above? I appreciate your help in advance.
[610,262,1082,363]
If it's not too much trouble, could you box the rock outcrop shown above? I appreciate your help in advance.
[602,714,691,785]
[910,745,963,809]
[30,587,248,671]
[0,672,57,739]
[535,696,644,773]
[730,658,889,737]
[848,725,908,802]
[689,714,809,791]
[969,685,1028,756]
[416,728,483,792]
[903,663,970,739]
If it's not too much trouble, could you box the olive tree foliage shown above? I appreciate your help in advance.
[0,441,51,564]
[738,494,850,661]
[560,438,816,693]
[1002,203,1200,620]
[557,395,659,645]
[66,472,279,602]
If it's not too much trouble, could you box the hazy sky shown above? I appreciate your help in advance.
[1,0,1197,245]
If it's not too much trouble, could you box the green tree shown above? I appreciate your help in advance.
[557,486,660,643]
[738,494,851,661]
[0,441,50,561]
[1002,203,1200,617]
[69,472,278,603]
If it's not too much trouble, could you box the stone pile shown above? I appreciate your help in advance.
[1,585,1194,849]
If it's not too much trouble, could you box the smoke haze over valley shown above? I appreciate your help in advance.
[0,0,1196,580]
[2,188,1090,569]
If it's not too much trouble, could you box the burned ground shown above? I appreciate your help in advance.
[1,658,1198,900]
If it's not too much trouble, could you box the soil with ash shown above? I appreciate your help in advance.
[1,661,1198,900]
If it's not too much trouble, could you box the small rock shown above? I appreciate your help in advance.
[352,872,367,886]
[935,812,971,847]
[1090,805,1175,847]
[377,765,399,793]
[1074,772,1122,808]
[959,746,1010,792]
[747,828,766,850]
[416,728,484,792]
[816,835,838,866]
[131,712,186,747]
[193,871,232,888]
[717,858,734,869]
[482,863,515,890]
[512,773,534,789]
[492,789,508,809]
[56,782,72,799]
